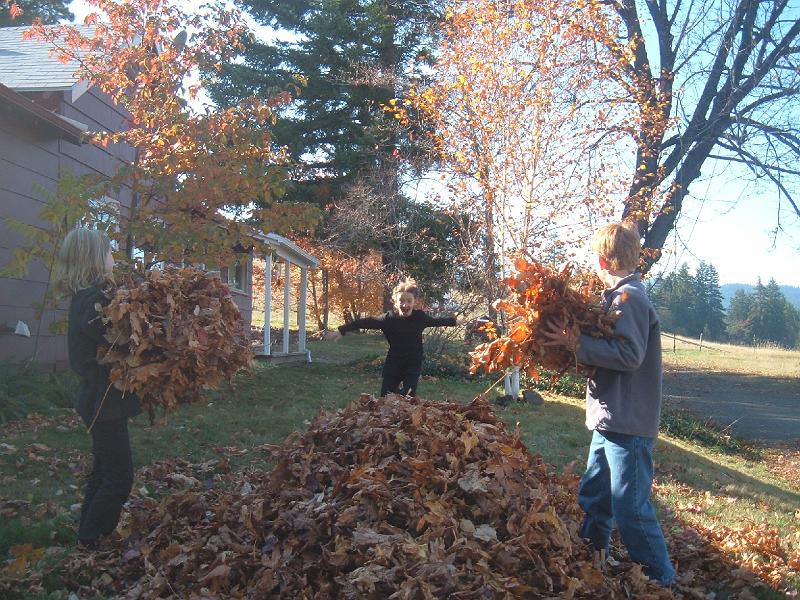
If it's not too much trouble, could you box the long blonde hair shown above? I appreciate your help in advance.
[58,228,112,293]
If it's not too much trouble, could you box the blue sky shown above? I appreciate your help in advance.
[66,1,800,287]
[660,175,799,287]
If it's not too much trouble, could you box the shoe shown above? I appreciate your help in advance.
[77,538,99,551]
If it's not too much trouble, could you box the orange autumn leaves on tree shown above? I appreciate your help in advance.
[394,0,625,307]
[7,2,22,19]
[252,245,384,331]
[469,257,617,381]
[25,0,316,267]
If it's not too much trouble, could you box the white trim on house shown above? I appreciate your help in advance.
[251,232,319,364]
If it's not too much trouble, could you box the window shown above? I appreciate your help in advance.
[226,260,245,291]
[85,196,120,249]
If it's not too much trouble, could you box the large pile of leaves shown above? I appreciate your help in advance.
[58,394,673,599]
[98,266,253,421]
[470,258,617,381]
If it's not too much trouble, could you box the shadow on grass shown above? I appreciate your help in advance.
[663,366,800,447]
[502,398,798,597]
[508,398,798,516]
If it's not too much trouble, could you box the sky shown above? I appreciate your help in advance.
[657,177,800,287]
[65,0,800,287]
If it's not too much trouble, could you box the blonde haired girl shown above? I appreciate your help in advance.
[58,227,114,293]
[59,227,140,550]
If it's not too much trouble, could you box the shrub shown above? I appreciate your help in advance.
[0,363,78,424]
[660,407,757,458]
[522,370,586,398]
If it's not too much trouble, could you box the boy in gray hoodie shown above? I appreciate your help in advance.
[544,223,675,586]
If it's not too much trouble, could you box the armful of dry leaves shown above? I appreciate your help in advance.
[96,266,253,422]
[468,258,618,382]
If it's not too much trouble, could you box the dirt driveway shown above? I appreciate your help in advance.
[662,366,799,446]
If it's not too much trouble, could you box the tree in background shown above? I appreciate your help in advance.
[725,289,753,345]
[726,279,799,347]
[208,0,451,309]
[251,250,384,333]
[650,264,699,337]
[324,169,465,304]
[401,0,622,313]
[571,0,800,271]
[209,0,441,204]
[1,0,70,26]
[410,0,800,283]
[693,262,726,340]
[650,262,725,340]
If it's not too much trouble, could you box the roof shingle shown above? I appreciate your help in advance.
[0,26,85,91]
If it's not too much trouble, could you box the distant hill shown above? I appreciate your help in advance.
[720,283,800,309]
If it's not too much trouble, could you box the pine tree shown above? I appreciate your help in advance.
[726,280,799,347]
[782,302,800,349]
[652,262,726,339]
[670,264,700,336]
[650,271,677,332]
[208,1,448,310]
[208,0,441,205]
[694,262,726,340]
[726,289,754,344]
[749,278,785,344]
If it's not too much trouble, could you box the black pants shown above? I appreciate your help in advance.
[381,358,422,397]
[78,418,134,542]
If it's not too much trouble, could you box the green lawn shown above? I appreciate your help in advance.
[1,332,797,598]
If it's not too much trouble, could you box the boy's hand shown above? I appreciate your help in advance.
[540,318,578,353]
[323,330,343,342]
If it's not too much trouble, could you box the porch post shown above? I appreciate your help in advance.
[282,260,290,354]
[263,252,272,355]
[299,267,308,354]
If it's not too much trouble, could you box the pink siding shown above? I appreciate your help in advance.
[1,88,254,367]
[0,88,133,367]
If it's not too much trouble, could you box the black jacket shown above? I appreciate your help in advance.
[68,286,141,426]
[339,309,456,364]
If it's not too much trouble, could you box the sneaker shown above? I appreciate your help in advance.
[77,538,99,551]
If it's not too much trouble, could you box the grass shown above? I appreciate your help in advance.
[1,332,798,597]
[0,363,78,425]
[661,333,800,378]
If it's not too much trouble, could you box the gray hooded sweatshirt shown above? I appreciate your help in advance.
[576,274,663,438]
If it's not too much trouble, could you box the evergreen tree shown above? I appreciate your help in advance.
[726,280,800,347]
[726,289,754,344]
[0,0,71,26]
[750,278,785,344]
[694,262,726,340]
[649,271,677,332]
[783,302,800,349]
[208,0,441,205]
[208,1,448,307]
[652,262,726,339]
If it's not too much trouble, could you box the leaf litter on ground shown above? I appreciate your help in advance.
[2,395,796,598]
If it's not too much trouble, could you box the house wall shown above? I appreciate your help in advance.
[0,88,135,368]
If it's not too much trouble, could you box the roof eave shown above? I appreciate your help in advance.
[0,82,84,144]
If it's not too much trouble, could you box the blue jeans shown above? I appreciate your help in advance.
[579,429,676,586]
